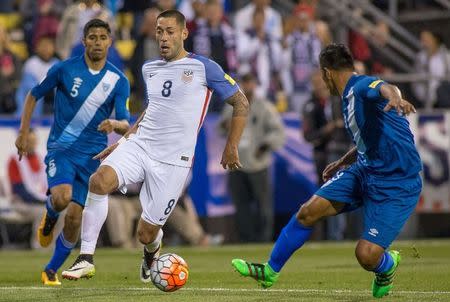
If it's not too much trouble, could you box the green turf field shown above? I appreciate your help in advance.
[1,240,449,301]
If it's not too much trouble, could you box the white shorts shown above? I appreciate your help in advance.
[102,139,190,226]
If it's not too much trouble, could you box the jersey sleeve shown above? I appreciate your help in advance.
[30,62,63,100]
[354,76,385,101]
[114,76,130,121]
[203,59,239,101]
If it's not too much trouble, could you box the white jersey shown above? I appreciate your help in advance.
[133,53,239,167]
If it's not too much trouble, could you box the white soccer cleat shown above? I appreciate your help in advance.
[62,256,96,280]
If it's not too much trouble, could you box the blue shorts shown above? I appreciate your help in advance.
[316,164,422,248]
[45,150,100,206]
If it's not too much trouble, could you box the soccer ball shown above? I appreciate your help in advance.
[150,253,189,292]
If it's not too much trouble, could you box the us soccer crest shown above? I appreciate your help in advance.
[182,70,194,83]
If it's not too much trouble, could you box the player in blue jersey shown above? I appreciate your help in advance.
[15,19,130,286]
[232,44,422,298]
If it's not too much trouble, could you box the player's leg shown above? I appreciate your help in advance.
[232,195,345,288]
[137,219,163,283]
[42,202,82,285]
[356,174,422,298]
[63,141,145,279]
[232,166,363,288]
[39,151,75,248]
[62,165,119,280]
[138,158,190,283]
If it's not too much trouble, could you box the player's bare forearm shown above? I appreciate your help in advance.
[15,93,37,160]
[220,91,249,170]
[381,84,416,115]
[340,146,357,166]
[112,119,130,135]
[18,92,37,134]
[225,90,249,147]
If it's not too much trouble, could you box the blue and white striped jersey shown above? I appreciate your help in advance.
[31,55,130,156]
[342,75,422,178]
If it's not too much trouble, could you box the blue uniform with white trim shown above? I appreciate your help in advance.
[316,75,422,248]
[31,55,130,205]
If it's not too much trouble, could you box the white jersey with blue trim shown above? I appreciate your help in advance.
[342,74,421,178]
[134,53,239,167]
[31,55,130,157]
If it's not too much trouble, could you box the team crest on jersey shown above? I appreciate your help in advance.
[102,82,111,92]
[182,70,194,83]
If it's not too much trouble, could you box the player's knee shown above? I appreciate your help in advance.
[297,204,318,226]
[52,192,72,212]
[89,171,112,195]
[355,245,381,271]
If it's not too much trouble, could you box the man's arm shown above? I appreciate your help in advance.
[322,146,357,182]
[97,119,130,135]
[93,110,146,161]
[221,90,249,170]
[380,83,416,115]
[15,93,37,160]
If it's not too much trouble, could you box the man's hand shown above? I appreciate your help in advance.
[97,119,117,134]
[93,142,119,161]
[322,159,345,182]
[15,131,29,161]
[382,84,416,115]
[220,144,242,170]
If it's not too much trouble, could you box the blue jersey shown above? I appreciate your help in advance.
[31,55,130,156]
[342,75,422,178]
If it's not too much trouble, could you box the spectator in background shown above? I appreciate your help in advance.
[179,0,206,22]
[56,0,114,59]
[281,5,321,113]
[129,8,160,108]
[119,0,153,39]
[185,0,207,32]
[186,0,237,76]
[0,24,21,114]
[236,7,283,100]
[185,0,237,111]
[302,70,352,240]
[20,0,71,53]
[414,30,450,109]
[234,0,282,41]
[218,73,285,242]
[15,36,59,117]
[7,129,47,249]
[152,0,176,11]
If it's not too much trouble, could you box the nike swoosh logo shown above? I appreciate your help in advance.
[149,73,156,78]
[159,217,167,222]
[66,267,85,272]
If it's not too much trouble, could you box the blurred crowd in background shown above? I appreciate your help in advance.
[0,0,449,249]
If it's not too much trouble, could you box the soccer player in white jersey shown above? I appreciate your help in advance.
[62,10,249,281]
[15,19,130,286]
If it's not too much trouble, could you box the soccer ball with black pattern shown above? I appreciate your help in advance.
[150,253,189,292]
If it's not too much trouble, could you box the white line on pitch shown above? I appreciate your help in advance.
[0,287,449,295]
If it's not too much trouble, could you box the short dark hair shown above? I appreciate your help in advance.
[83,19,111,38]
[319,43,354,71]
[157,10,186,27]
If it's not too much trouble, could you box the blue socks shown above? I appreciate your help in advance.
[46,195,59,219]
[268,214,313,272]
[373,251,394,274]
[45,233,76,272]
